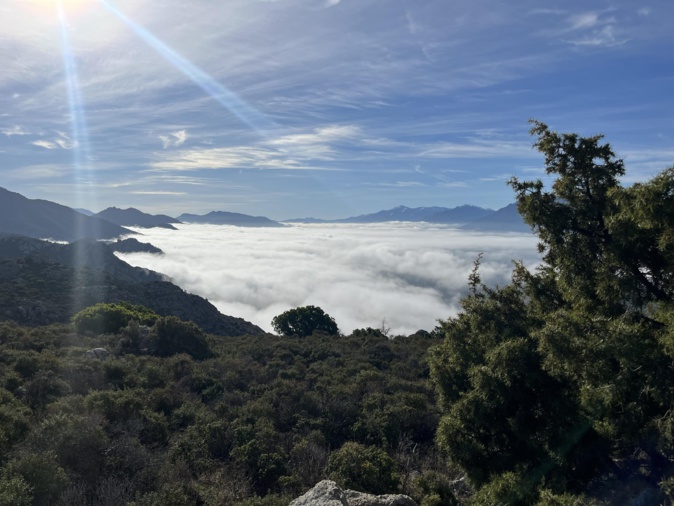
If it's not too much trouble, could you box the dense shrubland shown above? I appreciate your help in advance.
[0,318,451,506]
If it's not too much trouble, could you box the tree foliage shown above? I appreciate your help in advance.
[72,302,158,335]
[271,305,339,337]
[149,316,213,360]
[327,441,400,495]
[430,121,674,503]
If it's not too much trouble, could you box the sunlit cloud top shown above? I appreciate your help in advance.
[1,0,673,219]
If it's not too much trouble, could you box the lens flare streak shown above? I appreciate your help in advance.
[58,2,94,195]
[98,0,276,136]
[58,0,101,315]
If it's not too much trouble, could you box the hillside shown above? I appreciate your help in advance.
[178,210,283,227]
[95,207,180,229]
[0,187,133,241]
[460,203,530,232]
[0,235,262,336]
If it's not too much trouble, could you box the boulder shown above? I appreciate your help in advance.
[289,480,348,506]
[85,348,110,360]
[289,481,417,506]
[345,490,417,506]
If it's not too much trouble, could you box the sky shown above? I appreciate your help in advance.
[1,0,673,219]
[117,223,540,334]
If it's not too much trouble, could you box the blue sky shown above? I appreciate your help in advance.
[1,0,672,219]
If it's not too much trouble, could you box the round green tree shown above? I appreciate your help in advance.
[271,305,339,337]
[72,302,158,335]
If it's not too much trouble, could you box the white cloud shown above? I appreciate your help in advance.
[569,12,599,30]
[32,140,58,150]
[160,130,189,149]
[569,25,628,47]
[118,223,539,335]
[374,181,426,188]
[31,132,76,150]
[150,125,361,171]
[438,181,469,188]
[8,164,70,180]
[131,191,186,195]
[419,139,533,159]
[1,125,30,136]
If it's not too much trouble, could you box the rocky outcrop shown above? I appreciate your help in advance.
[289,481,417,506]
[345,490,416,506]
[289,480,349,506]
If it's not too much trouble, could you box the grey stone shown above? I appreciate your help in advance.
[345,490,417,506]
[85,348,110,360]
[289,481,417,506]
[289,480,349,506]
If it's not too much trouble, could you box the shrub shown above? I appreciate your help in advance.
[149,316,213,360]
[271,306,339,337]
[0,475,32,506]
[327,441,400,495]
[72,302,158,335]
[3,452,70,506]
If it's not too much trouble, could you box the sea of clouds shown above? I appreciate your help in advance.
[117,223,540,335]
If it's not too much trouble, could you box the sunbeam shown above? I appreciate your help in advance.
[58,1,96,212]
[98,0,277,136]
[58,0,100,313]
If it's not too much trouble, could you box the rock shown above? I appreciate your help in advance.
[289,481,417,506]
[85,348,111,360]
[345,490,417,506]
[289,480,349,506]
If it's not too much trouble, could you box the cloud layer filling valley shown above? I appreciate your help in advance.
[117,223,539,335]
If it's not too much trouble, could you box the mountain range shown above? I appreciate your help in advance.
[0,187,133,241]
[0,185,530,240]
[95,207,181,230]
[284,204,530,232]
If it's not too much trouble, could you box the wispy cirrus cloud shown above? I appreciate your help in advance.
[30,132,76,150]
[149,125,361,171]
[1,125,30,137]
[159,130,189,149]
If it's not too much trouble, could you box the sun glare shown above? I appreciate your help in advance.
[25,0,93,16]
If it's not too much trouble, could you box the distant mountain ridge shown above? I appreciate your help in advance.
[339,205,454,223]
[460,203,531,233]
[284,204,530,232]
[96,207,180,229]
[0,187,133,241]
[178,211,283,228]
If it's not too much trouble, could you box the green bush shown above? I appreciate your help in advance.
[72,302,158,335]
[149,316,213,360]
[271,306,339,337]
[3,452,69,506]
[0,475,32,506]
[327,441,400,495]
